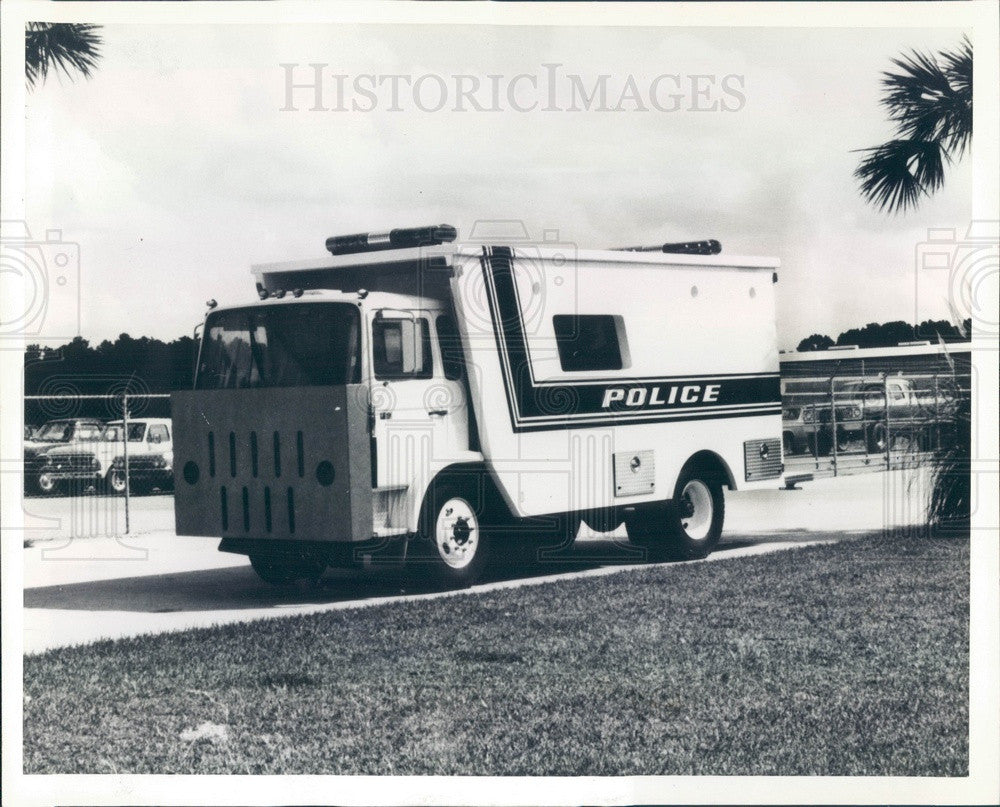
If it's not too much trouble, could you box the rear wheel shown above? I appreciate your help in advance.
[626,468,725,561]
[866,423,888,453]
[782,432,797,455]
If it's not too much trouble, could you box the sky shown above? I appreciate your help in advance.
[23,23,975,350]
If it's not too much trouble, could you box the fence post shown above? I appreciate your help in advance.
[934,373,941,451]
[882,373,891,471]
[123,394,131,535]
[810,402,820,471]
[829,376,838,476]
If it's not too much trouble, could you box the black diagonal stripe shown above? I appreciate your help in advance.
[480,247,781,433]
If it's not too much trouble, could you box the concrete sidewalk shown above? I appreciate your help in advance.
[21,469,932,654]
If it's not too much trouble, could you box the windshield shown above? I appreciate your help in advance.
[196,303,361,389]
[843,383,885,402]
[103,423,147,442]
[34,422,102,442]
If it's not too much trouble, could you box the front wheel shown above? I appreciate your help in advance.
[36,471,60,496]
[414,478,496,587]
[249,553,324,586]
[108,469,128,494]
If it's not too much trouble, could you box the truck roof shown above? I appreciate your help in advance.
[252,243,780,281]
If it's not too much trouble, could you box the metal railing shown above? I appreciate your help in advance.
[781,370,969,478]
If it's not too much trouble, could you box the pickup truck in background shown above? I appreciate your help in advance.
[827,376,948,452]
[24,418,105,493]
[38,418,173,494]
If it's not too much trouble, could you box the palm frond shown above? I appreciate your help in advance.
[25,22,103,90]
[857,38,972,214]
[854,139,945,214]
[881,50,957,145]
[940,36,973,156]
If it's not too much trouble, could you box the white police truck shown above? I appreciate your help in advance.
[173,225,783,586]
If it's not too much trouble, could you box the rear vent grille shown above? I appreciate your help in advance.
[744,438,782,481]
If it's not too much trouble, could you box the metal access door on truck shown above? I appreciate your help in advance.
[368,309,468,490]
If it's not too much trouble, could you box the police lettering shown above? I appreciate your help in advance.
[601,384,721,409]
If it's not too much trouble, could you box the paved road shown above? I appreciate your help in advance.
[21,469,931,654]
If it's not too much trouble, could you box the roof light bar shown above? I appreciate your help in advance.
[325,224,457,256]
[617,239,722,255]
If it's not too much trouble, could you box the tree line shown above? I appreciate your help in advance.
[796,318,971,352]
[24,316,973,400]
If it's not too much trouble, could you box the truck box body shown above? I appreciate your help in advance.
[173,239,782,552]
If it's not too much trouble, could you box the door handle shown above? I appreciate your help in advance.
[427,409,448,417]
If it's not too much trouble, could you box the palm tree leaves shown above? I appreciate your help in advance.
[856,139,946,214]
[855,37,972,214]
[25,23,103,90]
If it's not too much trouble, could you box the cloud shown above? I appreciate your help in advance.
[25,23,973,347]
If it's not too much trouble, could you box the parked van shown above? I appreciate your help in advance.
[172,225,783,585]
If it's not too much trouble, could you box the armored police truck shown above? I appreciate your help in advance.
[172,224,783,586]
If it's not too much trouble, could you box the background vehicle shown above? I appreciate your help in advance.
[39,418,173,494]
[828,376,943,452]
[24,418,105,493]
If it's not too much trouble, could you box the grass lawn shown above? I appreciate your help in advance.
[23,532,968,776]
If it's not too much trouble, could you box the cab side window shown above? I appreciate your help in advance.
[148,424,170,444]
[373,318,433,379]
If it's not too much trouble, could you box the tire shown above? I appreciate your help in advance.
[626,467,725,561]
[36,471,60,496]
[865,423,887,454]
[109,469,128,494]
[250,553,324,586]
[808,431,832,457]
[413,477,496,587]
[782,432,797,456]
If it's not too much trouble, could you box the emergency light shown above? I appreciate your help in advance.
[618,239,722,255]
[326,224,458,256]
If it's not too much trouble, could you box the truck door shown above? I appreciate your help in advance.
[368,310,467,490]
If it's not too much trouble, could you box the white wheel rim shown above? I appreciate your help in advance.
[111,472,126,492]
[435,497,479,570]
[38,474,54,492]
[679,480,713,541]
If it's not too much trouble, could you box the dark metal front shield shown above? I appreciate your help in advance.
[171,385,372,542]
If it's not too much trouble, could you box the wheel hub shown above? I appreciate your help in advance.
[435,497,479,569]
[678,480,713,541]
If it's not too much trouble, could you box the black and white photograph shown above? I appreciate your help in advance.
[1,1,998,805]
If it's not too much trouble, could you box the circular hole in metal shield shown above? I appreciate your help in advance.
[316,461,335,486]
[183,461,200,485]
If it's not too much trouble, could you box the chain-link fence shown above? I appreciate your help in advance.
[782,369,971,478]
[22,369,971,529]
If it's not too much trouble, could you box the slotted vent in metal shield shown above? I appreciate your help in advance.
[744,438,782,481]
[613,450,655,497]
